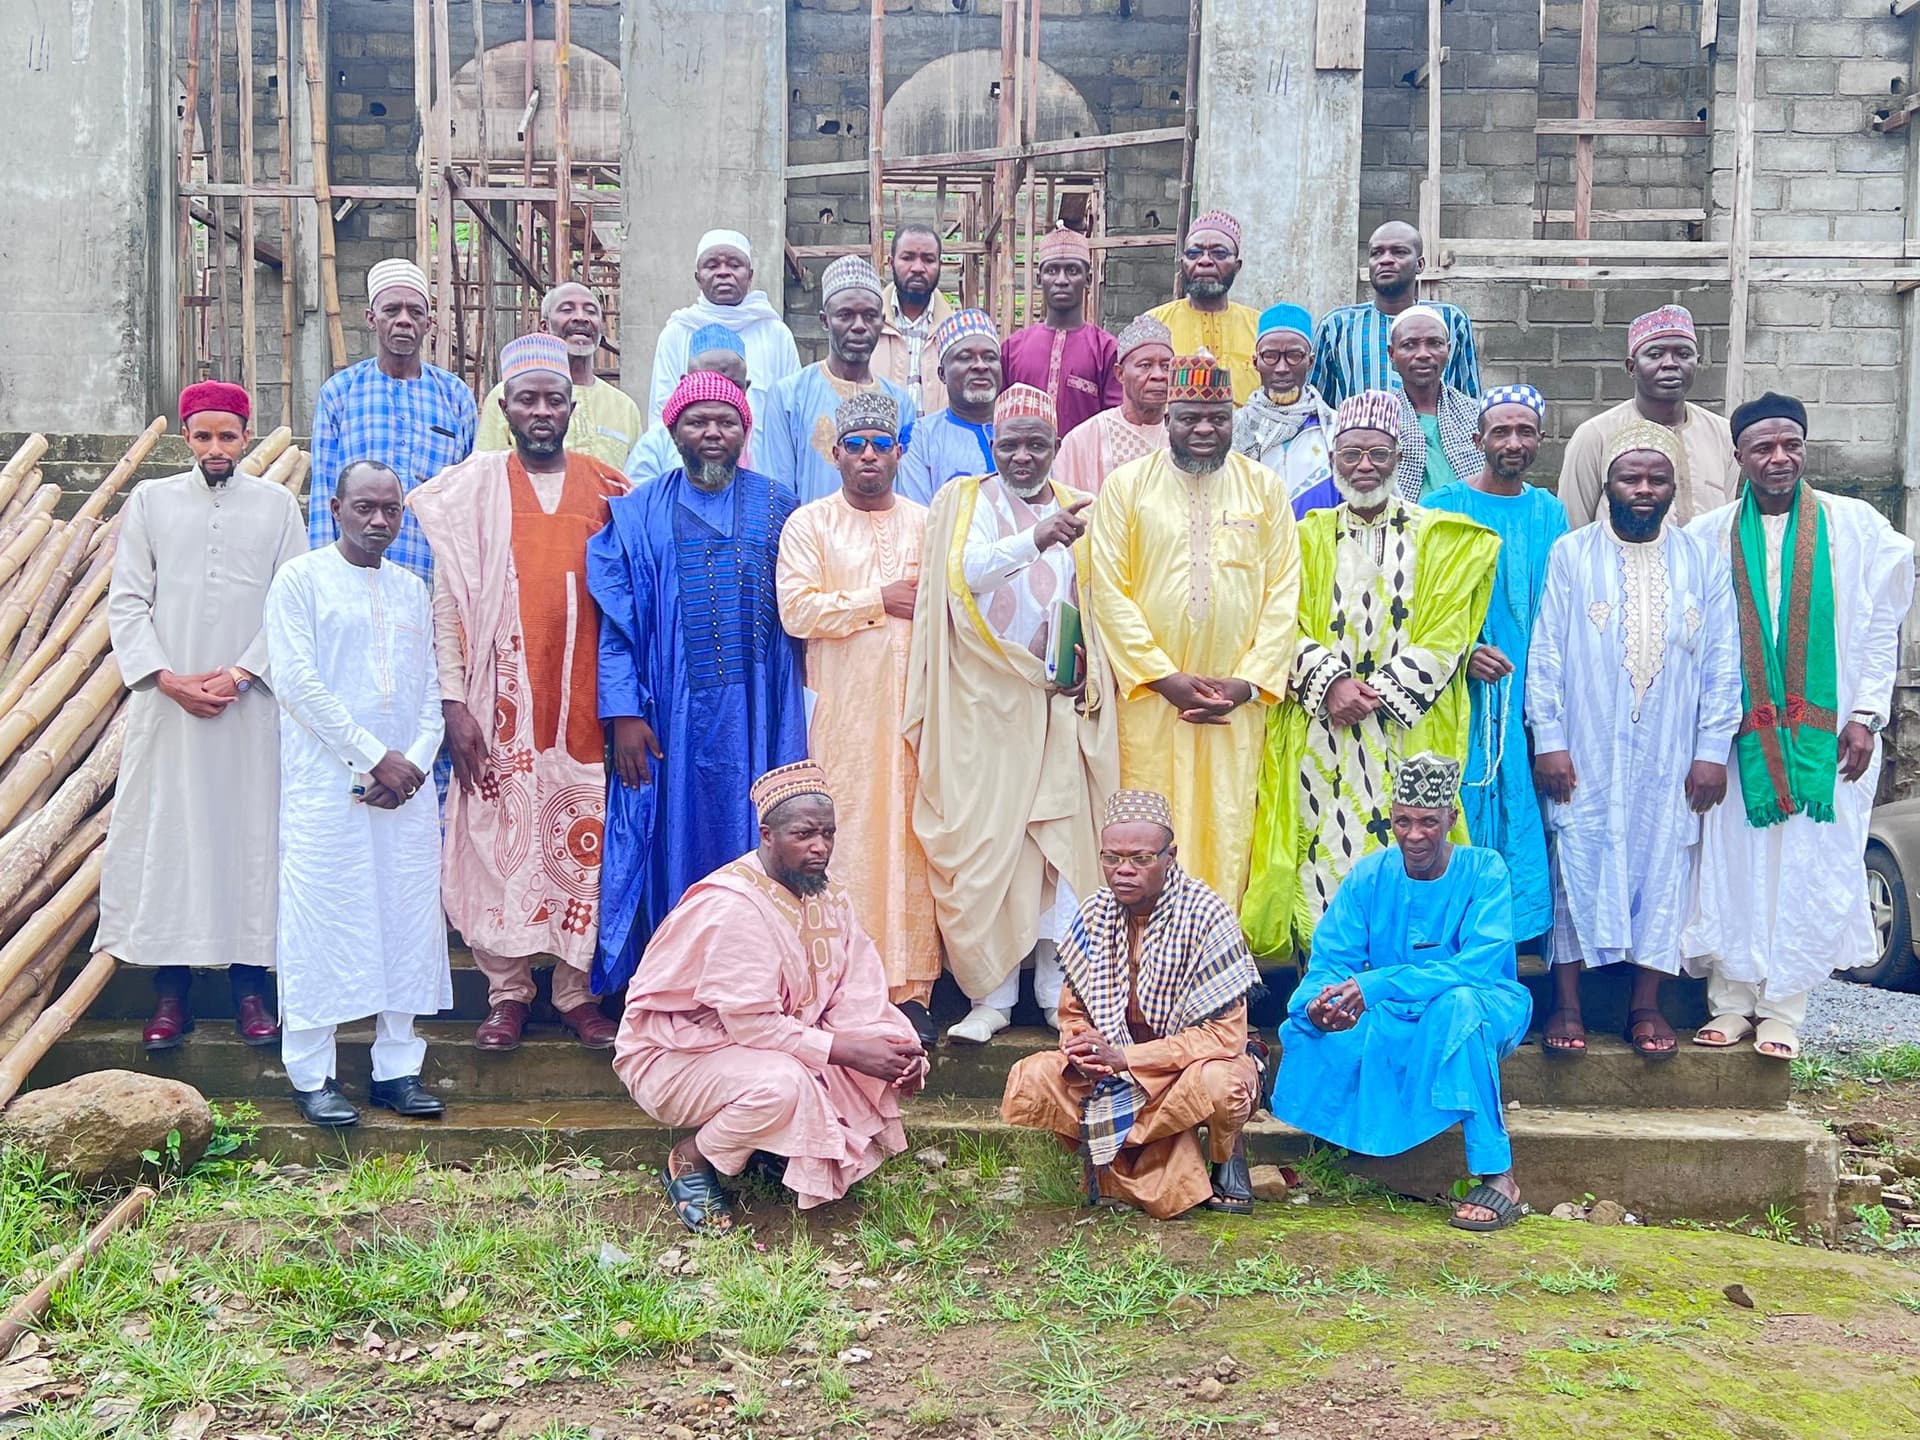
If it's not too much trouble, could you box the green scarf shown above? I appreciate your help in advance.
[1729,481,1838,827]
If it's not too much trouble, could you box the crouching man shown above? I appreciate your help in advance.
[1001,790,1264,1218]
[613,761,928,1231]
[1272,752,1532,1232]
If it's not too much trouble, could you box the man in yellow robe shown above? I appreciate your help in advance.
[1241,390,1499,961]
[1145,212,1261,403]
[905,384,1119,1045]
[776,392,940,1037]
[1087,355,1301,907]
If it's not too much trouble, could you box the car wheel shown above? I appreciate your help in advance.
[1842,846,1920,992]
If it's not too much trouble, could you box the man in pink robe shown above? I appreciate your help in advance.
[614,761,928,1230]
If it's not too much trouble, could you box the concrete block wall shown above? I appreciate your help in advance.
[784,0,1189,357]
[1709,0,1911,493]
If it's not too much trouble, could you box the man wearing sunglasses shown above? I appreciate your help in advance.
[777,393,940,1048]
[1145,210,1261,403]
[1002,789,1264,1218]
[1242,389,1498,962]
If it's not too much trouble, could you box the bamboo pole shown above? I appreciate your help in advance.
[238,425,293,476]
[0,664,123,835]
[179,0,207,389]
[0,515,55,594]
[432,0,456,371]
[276,0,297,427]
[0,1186,150,1360]
[78,510,123,570]
[285,448,311,497]
[0,900,99,1051]
[0,605,112,772]
[260,445,302,490]
[0,527,73,663]
[73,418,168,527]
[0,711,124,899]
[0,849,103,1004]
[553,0,573,283]
[0,951,120,1111]
[210,0,234,378]
[0,436,47,518]
[0,628,110,764]
[24,696,125,818]
[0,810,109,940]
[238,0,260,399]
[0,473,37,530]
[5,520,100,681]
[299,0,347,369]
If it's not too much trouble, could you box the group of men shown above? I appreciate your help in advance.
[95,208,1911,1232]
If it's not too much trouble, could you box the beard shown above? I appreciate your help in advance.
[678,451,739,493]
[1169,446,1225,476]
[897,274,935,305]
[1372,270,1416,301]
[771,861,829,896]
[1184,277,1229,302]
[1489,452,1533,482]
[1607,494,1669,543]
[512,427,564,461]
[1334,472,1388,512]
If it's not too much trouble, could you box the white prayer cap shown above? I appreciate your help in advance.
[1388,304,1448,338]
[696,229,753,265]
[367,257,430,305]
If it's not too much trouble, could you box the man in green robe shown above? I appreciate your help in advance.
[1241,390,1497,961]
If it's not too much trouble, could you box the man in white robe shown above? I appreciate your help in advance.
[98,381,307,1051]
[1686,393,1915,1058]
[1527,422,1740,1058]
[647,229,801,435]
[266,462,449,1127]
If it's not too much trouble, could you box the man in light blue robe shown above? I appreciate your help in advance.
[1273,752,1532,1232]
[1424,384,1566,941]
[762,255,915,504]
[588,370,808,993]
[896,308,1001,505]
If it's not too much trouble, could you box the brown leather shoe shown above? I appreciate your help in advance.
[143,992,194,1052]
[474,999,531,1051]
[556,1001,617,1050]
[233,993,280,1047]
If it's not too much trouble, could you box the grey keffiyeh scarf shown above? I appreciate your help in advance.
[1232,385,1336,462]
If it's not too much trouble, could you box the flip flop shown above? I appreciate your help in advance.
[1625,1007,1678,1062]
[1692,1013,1755,1048]
[1449,1182,1527,1232]
[1541,1008,1588,1058]
[664,1158,736,1233]
[1753,1018,1800,1061]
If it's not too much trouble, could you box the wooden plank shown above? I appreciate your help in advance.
[188,200,284,268]
[448,172,549,293]
[1539,207,1707,223]
[1533,118,1710,136]
[1315,0,1367,70]
[1701,0,1719,48]
[869,0,887,273]
[177,0,205,391]
[553,0,573,281]
[210,0,233,378]
[298,0,346,369]
[1574,0,1599,254]
[1437,264,1920,282]
[274,0,296,427]
[237,0,259,399]
[1726,0,1760,401]
[1894,0,1920,16]
[469,0,493,381]
[413,0,432,272]
[1421,0,1442,281]
[432,0,456,369]
[784,127,1189,182]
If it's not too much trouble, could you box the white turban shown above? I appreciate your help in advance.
[1388,303,1448,338]
[367,257,429,305]
[696,229,753,265]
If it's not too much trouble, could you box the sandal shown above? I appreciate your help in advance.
[1753,1018,1800,1061]
[664,1152,736,1233]
[1204,1134,1254,1214]
[1693,1014,1755,1049]
[1541,1008,1588,1057]
[1624,1007,1677,1061]
[1449,1182,1527,1232]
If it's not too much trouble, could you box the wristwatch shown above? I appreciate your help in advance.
[1853,710,1884,734]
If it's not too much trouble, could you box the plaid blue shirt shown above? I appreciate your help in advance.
[307,357,477,584]
[1311,301,1481,409]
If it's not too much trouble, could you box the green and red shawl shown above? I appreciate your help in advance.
[1729,480,1838,827]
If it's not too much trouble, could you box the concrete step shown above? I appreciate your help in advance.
[28,1021,1791,1112]
[222,1095,1839,1226]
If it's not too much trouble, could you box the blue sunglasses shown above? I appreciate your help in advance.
[841,435,897,454]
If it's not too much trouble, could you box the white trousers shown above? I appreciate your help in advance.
[980,941,1065,1012]
[1706,975,1809,1028]
[283,1012,427,1092]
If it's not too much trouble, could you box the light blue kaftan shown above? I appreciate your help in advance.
[1422,482,1567,939]
[1273,845,1532,1175]
[760,363,916,504]
[896,407,993,506]
[587,466,809,993]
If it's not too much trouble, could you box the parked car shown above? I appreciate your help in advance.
[1856,799,1920,992]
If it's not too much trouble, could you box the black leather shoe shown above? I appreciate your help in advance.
[368,1074,446,1118]
[291,1081,360,1128]
[895,999,937,1051]
[1205,1133,1254,1213]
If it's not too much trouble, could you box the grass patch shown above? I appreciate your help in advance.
[1529,1261,1621,1296]
[1793,1041,1920,1090]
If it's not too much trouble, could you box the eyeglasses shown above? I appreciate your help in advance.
[1182,246,1235,262]
[1099,846,1170,868]
[1335,447,1397,468]
[840,435,897,454]
[1263,348,1311,366]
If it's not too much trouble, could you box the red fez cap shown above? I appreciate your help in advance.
[179,381,252,425]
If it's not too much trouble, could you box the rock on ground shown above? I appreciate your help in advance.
[1,1070,213,1184]
[1249,1164,1291,1203]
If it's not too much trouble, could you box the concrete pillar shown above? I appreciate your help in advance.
[621,0,787,405]
[1195,0,1364,324]
[0,0,169,431]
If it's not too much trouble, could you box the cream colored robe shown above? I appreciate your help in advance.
[97,468,308,968]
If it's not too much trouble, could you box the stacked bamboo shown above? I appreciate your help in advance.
[0,425,312,1107]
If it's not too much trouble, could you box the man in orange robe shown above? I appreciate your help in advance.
[408,334,630,1052]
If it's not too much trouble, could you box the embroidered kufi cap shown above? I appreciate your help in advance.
[1038,224,1093,266]
[834,390,900,440]
[1628,304,1697,357]
[1168,353,1234,404]
[1480,384,1546,422]
[1114,314,1173,361]
[663,370,752,434]
[931,307,1000,362]
[1187,209,1242,250]
[994,383,1057,429]
[1103,789,1174,831]
[820,254,885,305]
[751,761,834,822]
[1334,389,1402,439]
[500,333,571,383]
[1392,752,1461,811]
[1605,418,1682,472]
[367,257,429,305]
[687,324,747,359]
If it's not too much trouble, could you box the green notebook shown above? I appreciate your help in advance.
[1047,598,1083,686]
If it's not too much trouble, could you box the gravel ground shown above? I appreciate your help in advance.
[1801,977,1920,1056]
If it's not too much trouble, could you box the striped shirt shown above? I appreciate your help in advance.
[1311,301,1481,409]
[308,357,478,584]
